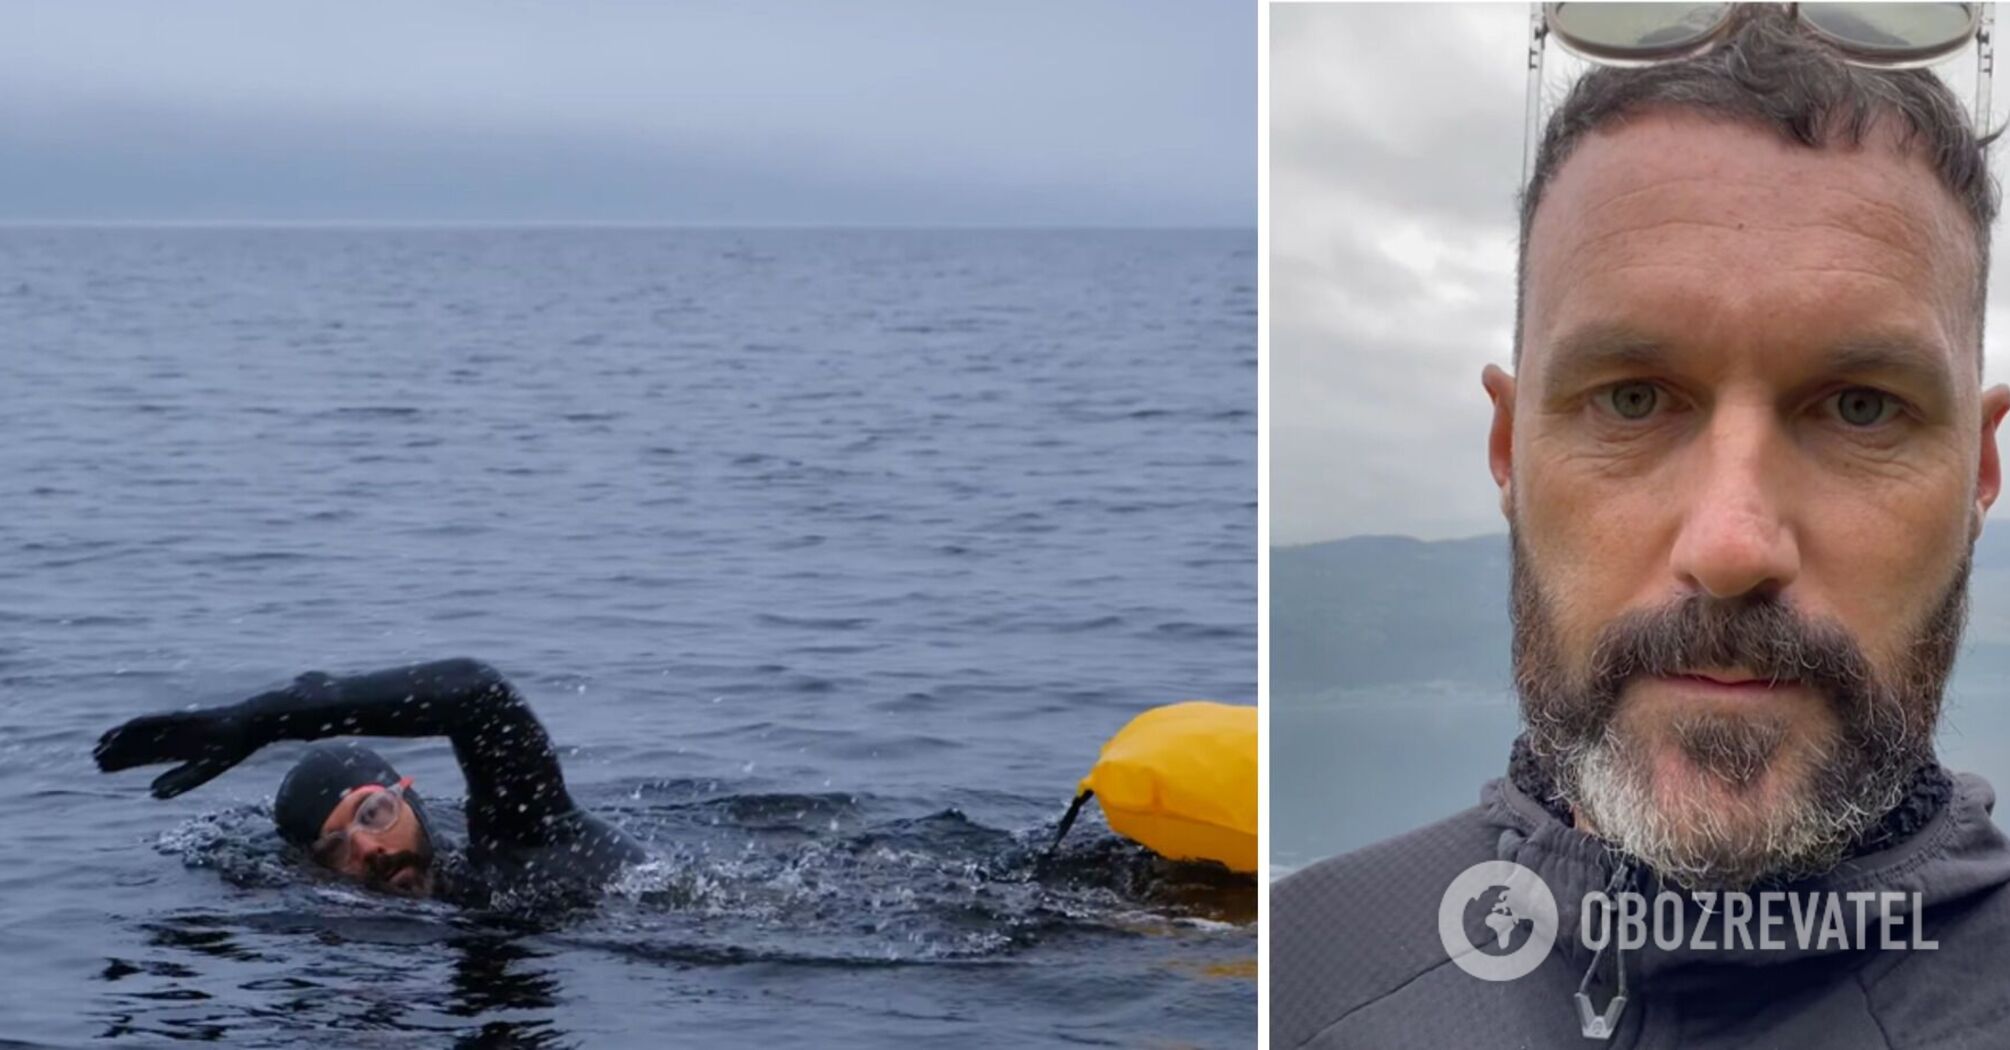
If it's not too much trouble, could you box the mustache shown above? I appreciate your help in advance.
[1517,592,1884,754]
[1510,521,1973,766]
[1586,596,1873,705]
[365,850,429,883]
[1584,591,1940,788]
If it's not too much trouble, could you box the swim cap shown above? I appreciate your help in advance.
[272,742,432,849]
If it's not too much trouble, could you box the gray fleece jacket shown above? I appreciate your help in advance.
[1272,747,2010,1049]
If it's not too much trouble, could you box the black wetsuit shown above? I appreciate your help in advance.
[96,658,649,898]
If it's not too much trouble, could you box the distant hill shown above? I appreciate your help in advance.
[1272,529,2010,700]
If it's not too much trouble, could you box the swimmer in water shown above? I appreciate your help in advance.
[93,658,648,899]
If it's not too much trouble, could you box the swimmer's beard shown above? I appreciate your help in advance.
[367,850,435,897]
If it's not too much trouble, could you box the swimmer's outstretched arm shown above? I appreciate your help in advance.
[96,658,579,848]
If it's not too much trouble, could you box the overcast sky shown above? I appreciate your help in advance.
[0,1,1251,226]
[1270,2,2010,547]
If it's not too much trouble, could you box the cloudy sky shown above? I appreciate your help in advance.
[1270,2,2010,546]
[0,1,1251,226]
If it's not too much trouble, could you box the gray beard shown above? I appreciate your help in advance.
[1508,522,1968,890]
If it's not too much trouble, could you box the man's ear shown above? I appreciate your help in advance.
[1977,383,2010,542]
[1482,364,1517,522]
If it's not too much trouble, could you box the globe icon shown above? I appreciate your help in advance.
[1439,861,1559,982]
[1462,884,1534,957]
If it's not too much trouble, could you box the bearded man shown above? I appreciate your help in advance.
[1274,6,2010,1048]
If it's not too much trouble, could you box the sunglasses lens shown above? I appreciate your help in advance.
[1799,3,1976,62]
[1549,3,1731,59]
[358,790,399,832]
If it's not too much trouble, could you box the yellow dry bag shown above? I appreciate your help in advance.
[1050,700,1257,874]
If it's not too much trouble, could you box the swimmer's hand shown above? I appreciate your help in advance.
[93,706,255,799]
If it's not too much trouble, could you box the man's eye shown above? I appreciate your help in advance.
[1598,381,1660,421]
[1830,387,1899,427]
[360,794,395,830]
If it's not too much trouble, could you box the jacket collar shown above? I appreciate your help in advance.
[1483,738,2010,980]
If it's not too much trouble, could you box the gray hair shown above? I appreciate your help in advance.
[1514,4,2001,372]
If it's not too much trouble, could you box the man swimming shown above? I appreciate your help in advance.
[93,658,648,899]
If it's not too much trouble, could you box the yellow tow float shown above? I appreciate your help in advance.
[1050,700,1257,874]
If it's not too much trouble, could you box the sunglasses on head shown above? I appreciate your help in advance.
[1522,3,1997,186]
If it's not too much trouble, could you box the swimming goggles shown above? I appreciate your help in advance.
[1522,3,1997,187]
[310,775,414,868]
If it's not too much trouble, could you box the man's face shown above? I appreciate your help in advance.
[314,784,435,896]
[1483,110,2010,888]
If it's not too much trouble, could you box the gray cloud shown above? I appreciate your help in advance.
[0,0,1251,225]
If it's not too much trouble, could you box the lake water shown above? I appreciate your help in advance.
[0,227,1257,1048]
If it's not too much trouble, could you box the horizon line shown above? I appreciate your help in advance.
[1271,531,1506,552]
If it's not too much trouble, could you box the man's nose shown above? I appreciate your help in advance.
[1668,404,1801,600]
[348,831,389,866]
